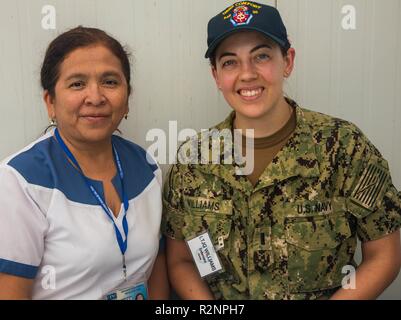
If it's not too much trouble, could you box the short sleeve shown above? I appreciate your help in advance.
[0,166,48,279]
[343,133,401,242]
[355,182,401,242]
[161,164,187,240]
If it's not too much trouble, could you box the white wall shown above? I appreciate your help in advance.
[0,0,399,299]
[279,0,401,191]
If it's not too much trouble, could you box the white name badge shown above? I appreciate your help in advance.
[186,231,223,278]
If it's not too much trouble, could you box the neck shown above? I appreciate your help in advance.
[56,130,116,181]
[234,96,293,138]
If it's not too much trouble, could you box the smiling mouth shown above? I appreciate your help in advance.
[81,115,110,123]
[238,88,264,98]
[82,114,109,118]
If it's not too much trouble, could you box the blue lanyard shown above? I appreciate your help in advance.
[54,128,129,279]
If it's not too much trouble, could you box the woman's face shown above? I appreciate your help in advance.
[212,31,295,124]
[44,45,129,145]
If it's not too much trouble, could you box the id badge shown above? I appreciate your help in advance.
[102,274,148,300]
[186,231,223,278]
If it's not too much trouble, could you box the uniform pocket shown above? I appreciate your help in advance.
[285,212,354,293]
[180,195,238,284]
[182,212,238,282]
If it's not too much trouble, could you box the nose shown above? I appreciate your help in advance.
[239,61,258,82]
[84,83,106,106]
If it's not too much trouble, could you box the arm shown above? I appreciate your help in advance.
[147,251,170,300]
[166,237,214,300]
[0,168,47,300]
[330,229,401,300]
[0,273,34,300]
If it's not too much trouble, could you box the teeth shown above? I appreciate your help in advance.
[240,89,262,97]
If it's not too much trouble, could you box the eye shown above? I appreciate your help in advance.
[69,81,85,89]
[103,78,119,87]
[221,59,237,68]
[255,53,270,62]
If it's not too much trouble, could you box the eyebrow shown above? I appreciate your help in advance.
[102,71,123,79]
[250,44,272,53]
[217,52,236,61]
[64,73,87,82]
[64,71,122,82]
[217,43,273,61]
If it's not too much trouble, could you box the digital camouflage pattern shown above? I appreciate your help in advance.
[162,100,401,300]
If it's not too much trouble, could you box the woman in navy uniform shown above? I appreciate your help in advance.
[162,1,401,299]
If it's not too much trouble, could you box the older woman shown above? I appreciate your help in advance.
[0,27,168,300]
[162,1,401,300]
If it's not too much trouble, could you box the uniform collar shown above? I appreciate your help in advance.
[190,99,321,195]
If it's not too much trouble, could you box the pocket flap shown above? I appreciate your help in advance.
[182,213,232,244]
[285,215,351,250]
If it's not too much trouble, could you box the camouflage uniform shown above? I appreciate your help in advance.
[162,100,401,300]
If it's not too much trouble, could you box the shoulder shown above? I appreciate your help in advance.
[1,133,56,189]
[176,113,234,165]
[301,107,380,157]
[112,135,162,194]
[302,107,360,136]
[112,135,159,171]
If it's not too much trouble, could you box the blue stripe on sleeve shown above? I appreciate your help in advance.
[0,258,38,279]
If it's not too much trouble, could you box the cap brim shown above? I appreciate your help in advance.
[205,26,288,59]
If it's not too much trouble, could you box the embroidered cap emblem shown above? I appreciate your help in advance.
[230,6,253,26]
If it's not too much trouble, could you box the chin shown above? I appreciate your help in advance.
[78,128,114,144]
[234,105,272,121]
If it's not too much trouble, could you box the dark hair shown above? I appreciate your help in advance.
[209,35,289,68]
[41,26,131,98]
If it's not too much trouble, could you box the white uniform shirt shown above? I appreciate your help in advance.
[0,131,162,299]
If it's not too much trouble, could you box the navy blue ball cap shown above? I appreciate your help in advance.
[205,1,291,58]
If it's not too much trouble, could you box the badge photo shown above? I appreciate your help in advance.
[102,273,149,300]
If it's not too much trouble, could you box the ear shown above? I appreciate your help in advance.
[126,85,132,112]
[43,90,56,120]
[284,48,296,78]
[211,67,222,90]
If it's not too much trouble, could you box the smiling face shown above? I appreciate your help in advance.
[44,45,129,146]
[212,30,295,129]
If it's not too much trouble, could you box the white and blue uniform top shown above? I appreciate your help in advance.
[0,130,162,299]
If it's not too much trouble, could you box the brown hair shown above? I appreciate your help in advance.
[41,26,132,97]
